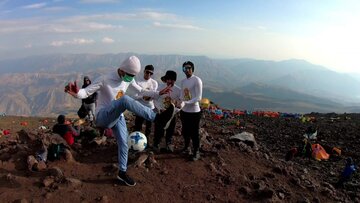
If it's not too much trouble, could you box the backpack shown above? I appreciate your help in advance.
[47,143,65,161]
[77,104,88,119]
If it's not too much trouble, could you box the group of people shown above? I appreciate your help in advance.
[63,56,203,187]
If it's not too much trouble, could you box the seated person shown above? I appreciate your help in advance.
[52,115,79,145]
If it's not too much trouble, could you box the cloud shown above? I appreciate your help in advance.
[22,3,47,9]
[139,11,178,21]
[43,6,70,12]
[80,0,120,3]
[50,38,95,47]
[153,22,203,30]
[0,18,119,34]
[102,37,114,43]
[64,11,178,22]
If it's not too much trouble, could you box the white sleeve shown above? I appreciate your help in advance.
[130,79,160,99]
[132,80,143,100]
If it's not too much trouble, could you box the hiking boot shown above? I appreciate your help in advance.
[117,171,136,186]
[155,103,175,130]
[166,144,174,153]
[192,151,200,161]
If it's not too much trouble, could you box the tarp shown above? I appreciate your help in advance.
[312,144,329,160]
[20,121,28,126]
[230,132,257,147]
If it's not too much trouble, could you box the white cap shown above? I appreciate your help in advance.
[120,56,141,75]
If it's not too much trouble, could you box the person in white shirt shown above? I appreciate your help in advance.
[133,65,158,140]
[64,56,175,186]
[180,61,203,161]
[153,70,182,152]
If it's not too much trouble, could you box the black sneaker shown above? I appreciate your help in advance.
[180,146,192,155]
[166,144,174,153]
[155,103,175,130]
[117,171,136,186]
[192,151,200,161]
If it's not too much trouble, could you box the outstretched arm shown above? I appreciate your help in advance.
[130,80,172,99]
[65,78,102,99]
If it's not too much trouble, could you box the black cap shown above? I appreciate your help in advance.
[144,64,154,71]
[57,114,65,124]
[161,70,177,82]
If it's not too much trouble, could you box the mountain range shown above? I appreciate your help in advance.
[0,53,360,116]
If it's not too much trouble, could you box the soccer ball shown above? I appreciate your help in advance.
[128,131,147,152]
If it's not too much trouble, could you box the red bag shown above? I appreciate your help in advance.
[63,131,74,145]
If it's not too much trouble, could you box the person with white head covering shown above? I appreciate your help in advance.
[65,56,175,186]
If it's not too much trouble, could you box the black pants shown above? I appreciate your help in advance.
[153,116,176,147]
[134,115,152,138]
[180,110,202,152]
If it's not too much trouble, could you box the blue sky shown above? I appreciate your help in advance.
[1,0,359,73]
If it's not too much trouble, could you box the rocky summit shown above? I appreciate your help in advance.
[0,111,359,202]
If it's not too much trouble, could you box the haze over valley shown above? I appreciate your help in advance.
[1,53,360,116]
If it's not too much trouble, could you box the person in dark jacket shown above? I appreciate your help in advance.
[52,115,79,145]
[81,76,97,124]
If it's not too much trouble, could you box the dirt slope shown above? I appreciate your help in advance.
[0,113,358,203]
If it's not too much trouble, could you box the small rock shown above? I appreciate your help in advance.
[312,197,320,203]
[48,167,64,181]
[321,182,335,191]
[282,168,289,176]
[13,199,28,203]
[320,188,333,196]
[6,173,15,181]
[252,180,265,190]
[111,163,119,171]
[278,192,285,200]
[206,194,216,201]
[43,176,55,187]
[297,197,310,203]
[273,166,282,174]
[239,186,251,195]
[99,195,109,203]
[256,188,274,199]
[64,149,76,162]
[44,192,52,199]
[27,155,38,171]
[34,161,47,171]
[161,169,169,175]
[66,178,82,187]
[290,177,301,186]
[264,172,275,179]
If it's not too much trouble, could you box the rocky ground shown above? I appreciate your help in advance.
[0,112,359,203]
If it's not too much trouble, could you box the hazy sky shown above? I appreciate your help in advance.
[0,0,359,73]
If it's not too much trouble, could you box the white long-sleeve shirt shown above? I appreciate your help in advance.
[76,70,158,116]
[154,83,182,113]
[133,77,158,109]
[180,74,203,113]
